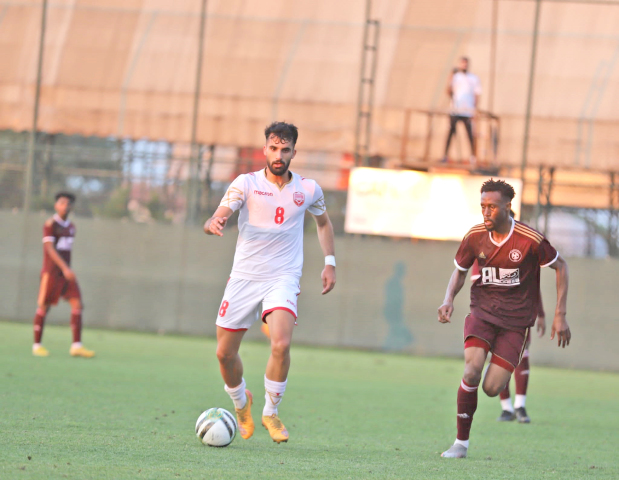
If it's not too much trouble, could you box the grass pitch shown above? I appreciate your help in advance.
[1,321,617,479]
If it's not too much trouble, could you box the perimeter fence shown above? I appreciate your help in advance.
[1,0,619,369]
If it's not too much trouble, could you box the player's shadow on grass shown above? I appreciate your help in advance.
[383,261,414,351]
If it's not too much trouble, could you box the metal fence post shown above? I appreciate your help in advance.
[520,0,542,188]
[187,0,208,225]
[23,0,48,213]
[15,0,48,317]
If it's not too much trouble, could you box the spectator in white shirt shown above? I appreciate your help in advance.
[442,57,481,165]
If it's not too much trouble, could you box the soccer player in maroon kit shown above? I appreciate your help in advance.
[32,192,95,358]
[438,179,570,458]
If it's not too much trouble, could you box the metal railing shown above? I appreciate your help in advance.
[398,109,500,168]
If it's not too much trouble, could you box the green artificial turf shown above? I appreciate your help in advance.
[1,321,617,479]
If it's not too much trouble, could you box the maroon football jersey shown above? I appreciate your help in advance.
[470,259,545,318]
[455,218,558,329]
[42,213,75,273]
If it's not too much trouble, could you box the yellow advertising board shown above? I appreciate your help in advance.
[345,168,523,241]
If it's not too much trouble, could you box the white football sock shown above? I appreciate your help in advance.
[224,378,247,410]
[501,398,514,413]
[514,394,526,409]
[455,439,469,449]
[263,375,287,417]
[71,342,82,349]
[33,343,41,351]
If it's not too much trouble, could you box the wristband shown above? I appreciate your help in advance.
[325,255,336,267]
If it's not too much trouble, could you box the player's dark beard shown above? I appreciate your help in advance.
[267,159,291,177]
[486,212,510,232]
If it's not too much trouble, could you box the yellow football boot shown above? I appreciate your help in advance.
[262,414,289,443]
[32,345,49,357]
[235,389,255,439]
[70,345,95,358]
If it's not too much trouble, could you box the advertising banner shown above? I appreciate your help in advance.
[345,168,523,241]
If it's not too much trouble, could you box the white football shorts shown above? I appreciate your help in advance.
[216,276,301,331]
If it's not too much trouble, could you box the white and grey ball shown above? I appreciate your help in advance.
[195,408,237,447]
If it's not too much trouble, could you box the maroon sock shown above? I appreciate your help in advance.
[499,382,511,400]
[515,353,530,396]
[457,379,479,441]
[33,307,47,344]
[70,309,82,343]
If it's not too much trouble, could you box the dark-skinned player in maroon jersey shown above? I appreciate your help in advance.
[438,179,570,458]
[32,192,95,358]
[471,206,546,424]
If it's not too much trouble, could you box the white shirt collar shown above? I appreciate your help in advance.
[488,217,514,247]
[53,213,71,228]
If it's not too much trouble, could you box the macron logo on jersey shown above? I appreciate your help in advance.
[254,190,273,196]
[481,267,520,286]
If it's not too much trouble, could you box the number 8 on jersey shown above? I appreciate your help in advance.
[274,207,285,225]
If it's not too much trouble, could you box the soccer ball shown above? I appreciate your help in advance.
[195,408,237,447]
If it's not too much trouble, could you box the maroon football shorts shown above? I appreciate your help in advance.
[38,271,81,306]
[463,314,529,372]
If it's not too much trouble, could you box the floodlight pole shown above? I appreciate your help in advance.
[520,0,542,190]
[187,0,208,225]
[16,0,48,316]
[23,0,48,213]
[176,0,208,330]
[488,0,498,113]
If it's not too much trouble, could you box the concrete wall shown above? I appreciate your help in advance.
[1,210,618,371]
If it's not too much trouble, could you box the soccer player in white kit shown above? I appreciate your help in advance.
[204,122,336,443]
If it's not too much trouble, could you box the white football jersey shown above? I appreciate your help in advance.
[219,168,326,281]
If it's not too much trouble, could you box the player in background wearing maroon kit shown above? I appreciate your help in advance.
[470,259,545,423]
[32,192,95,358]
[438,179,570,458]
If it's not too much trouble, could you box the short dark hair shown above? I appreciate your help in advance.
[264,121,298,146]
[55,191,76,203]
[480,179,515,201]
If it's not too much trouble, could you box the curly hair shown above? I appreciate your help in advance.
[480,179,515,201]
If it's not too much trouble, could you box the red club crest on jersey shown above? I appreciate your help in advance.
[293,192,305,206]
[509,249,522,262]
